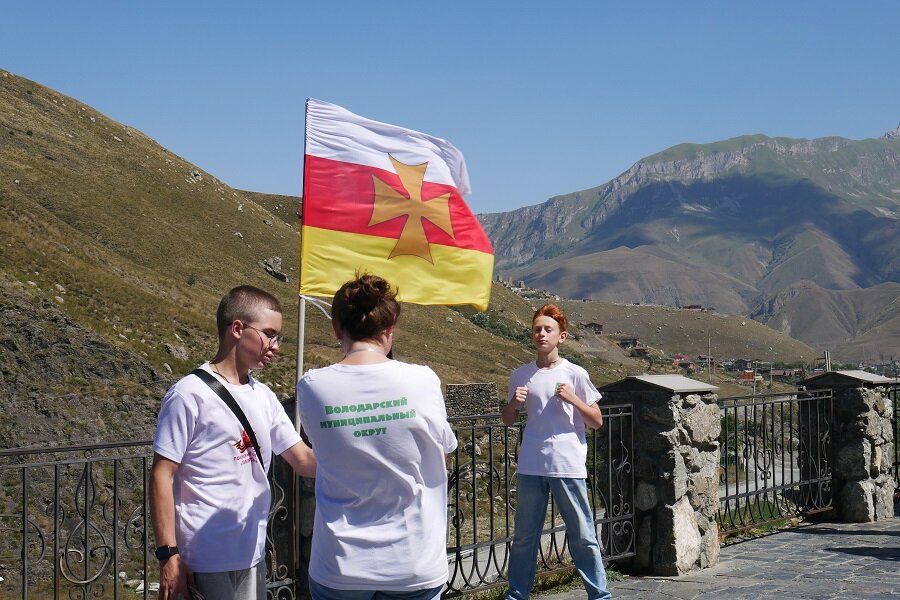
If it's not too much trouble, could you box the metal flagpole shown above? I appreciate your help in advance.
[292,99,311,584]
[295,298,306,413]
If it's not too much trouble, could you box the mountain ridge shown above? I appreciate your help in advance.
[481,131,900,362]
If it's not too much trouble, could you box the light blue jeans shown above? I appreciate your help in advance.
[505,475,610,600]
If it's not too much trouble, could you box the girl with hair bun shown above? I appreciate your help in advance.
[297,273,457,600]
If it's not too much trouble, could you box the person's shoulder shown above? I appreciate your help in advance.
[167,368,210,397]
[300,364,337,381]
[562,359,591,379]
[159,369,210,411]
[247,374,277,398]
[510,361,537,378]
[394,360,439,381]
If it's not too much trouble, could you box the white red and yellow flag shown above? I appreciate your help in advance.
[300,98,493,311]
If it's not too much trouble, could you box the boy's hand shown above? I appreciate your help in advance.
[555,383,576,404]
[158,554,191,600]
[514,386,528,406]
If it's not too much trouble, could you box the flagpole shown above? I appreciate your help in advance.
[295,297,306,414]
[292,99,312,581]
[295,98,311,414]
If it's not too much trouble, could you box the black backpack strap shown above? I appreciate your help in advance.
[190,368,265,470]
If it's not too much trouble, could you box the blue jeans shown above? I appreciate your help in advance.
[308,577,444,600]
[505,475,610,600]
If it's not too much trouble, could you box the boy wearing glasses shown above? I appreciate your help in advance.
[150,285,316,600]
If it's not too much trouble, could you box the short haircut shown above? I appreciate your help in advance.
[533,303,568,333]
[216,285,283,336]
[331,273,400,341]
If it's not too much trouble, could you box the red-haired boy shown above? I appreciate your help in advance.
[501,304,609,600]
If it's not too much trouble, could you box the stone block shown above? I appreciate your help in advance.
[700,522,720,569]
[873,476,896,520]
[687,458,720,515]
[837,388,875,416]
[653,496,701,575]
[880,442,895,472]
[874,393,890,418]
[683,402,721,445]
[862,414,882,440]
[634,516,653,572]
[835,439,871,480]
[635,480,659,511]
[681,393,700,408]
[839,479,876,522]
[870,444,882,477]
[659,450,688,504]
[637,425,678,453]
[642,402,679,428]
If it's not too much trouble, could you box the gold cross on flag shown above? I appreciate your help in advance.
[369,155,454,263]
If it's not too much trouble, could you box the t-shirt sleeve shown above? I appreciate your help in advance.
[506,369,522,404]
[269,395,303,456]
[152,389,196,464]
[575,367,601,407]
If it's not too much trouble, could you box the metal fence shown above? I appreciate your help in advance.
[0,404,634,599]
[0,441,297,600]
[716,390,834,535]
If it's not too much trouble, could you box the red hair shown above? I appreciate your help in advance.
[532,304,568,333]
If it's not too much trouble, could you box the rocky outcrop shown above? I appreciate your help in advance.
[881,124,900,140]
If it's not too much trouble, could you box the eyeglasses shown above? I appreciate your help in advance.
[241,322,284,346]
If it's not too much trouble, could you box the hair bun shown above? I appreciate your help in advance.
[331,273,400,341]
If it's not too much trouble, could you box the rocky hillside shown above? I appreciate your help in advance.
[481,131,900,362]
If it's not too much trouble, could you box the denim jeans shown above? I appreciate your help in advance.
[505,475,610,600]
[308,577,444,600]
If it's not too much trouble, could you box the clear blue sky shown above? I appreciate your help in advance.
[2,2,898,214]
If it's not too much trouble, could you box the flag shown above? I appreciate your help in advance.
[300,98,494,311]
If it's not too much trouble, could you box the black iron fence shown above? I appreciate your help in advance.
[0,441,297,600]
[717,390,834,535]
[0,404,634,599]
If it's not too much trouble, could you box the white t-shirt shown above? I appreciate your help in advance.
[507,359,601,478]
[297,360,458,591]
[153,363,302,573]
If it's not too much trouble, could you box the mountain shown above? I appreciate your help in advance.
[481,132,900,362]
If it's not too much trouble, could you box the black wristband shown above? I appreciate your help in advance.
[155,545,179,560]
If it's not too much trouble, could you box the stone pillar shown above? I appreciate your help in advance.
[830,386,895,522]
[630,390,721,575]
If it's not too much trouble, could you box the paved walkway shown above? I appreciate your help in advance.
[537,515,900,599]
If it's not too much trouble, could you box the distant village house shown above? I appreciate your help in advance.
[581,321,604,334]
[617,336,640,350]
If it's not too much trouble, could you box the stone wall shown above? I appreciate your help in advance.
[831,386,895,522]
[629,390,721,575]
[444,382,517,449]
[445,382,500,416]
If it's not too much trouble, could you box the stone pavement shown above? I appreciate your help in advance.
[536,515,900,599]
